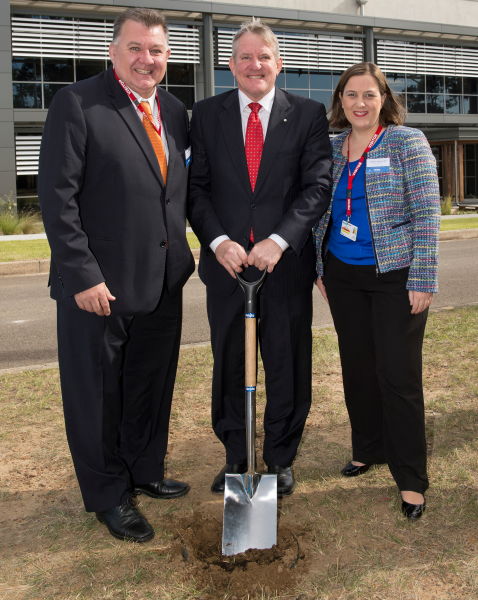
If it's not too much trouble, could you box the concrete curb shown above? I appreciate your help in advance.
[1,233,476,277]
[0,250,200,277]
[438,228,478,240]
[0,258,50,276]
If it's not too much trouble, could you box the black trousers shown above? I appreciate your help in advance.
[323,253,429,494]
[56,287,182,512]
[207,283,313,467]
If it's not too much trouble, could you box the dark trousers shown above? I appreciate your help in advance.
[56,287,182,512]
[207,283,313,467]
[323,253,429,494]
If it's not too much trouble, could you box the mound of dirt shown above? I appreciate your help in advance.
[169,511,310,598]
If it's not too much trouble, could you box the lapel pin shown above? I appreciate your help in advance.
[284,119,287,122]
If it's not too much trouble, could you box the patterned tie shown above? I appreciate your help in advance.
[245,102,264,243]
[141,101,167,185]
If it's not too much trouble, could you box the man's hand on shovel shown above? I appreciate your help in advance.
[216,240,249,278]
[247,239,283,272]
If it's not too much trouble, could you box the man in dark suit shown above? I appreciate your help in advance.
[38,8,195,543]
[188,18,333,496]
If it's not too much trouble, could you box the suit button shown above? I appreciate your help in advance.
[166,198,170,205]
[251,203,256,209]
[160,241,167,247]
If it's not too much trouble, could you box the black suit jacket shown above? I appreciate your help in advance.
[188,87,333,298]
[39,66,194,316]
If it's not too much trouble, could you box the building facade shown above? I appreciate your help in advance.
[2,0,478,211]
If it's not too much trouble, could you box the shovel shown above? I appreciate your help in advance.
[222,266,277,556]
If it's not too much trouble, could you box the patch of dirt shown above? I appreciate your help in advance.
[169,512,310,599]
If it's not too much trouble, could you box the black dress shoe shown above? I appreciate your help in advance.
[135,479,190,499]
[211,464,247,494]
[402,498,426,520]
[341,461,373,477]
[96,496,154,543]
[267,466,295,497]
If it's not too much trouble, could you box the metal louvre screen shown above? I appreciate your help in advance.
[15,134,42,176]
[377,40,478,76]
[316,36,363,70]
[11,17,200,63]
[217,29,235,66]
[216,28,363,70]
[276,33,318,69]
[12,16,79,59]
[169,26,200,63]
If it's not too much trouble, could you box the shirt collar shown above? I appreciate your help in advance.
[238,86,276,114]
[131,88,157,112]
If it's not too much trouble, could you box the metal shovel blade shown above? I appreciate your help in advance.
[222,472,277,556]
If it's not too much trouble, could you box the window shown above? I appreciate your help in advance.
[213,26,362,107]
[464,144,477,198]
[386,73,478,115]
[159,63,195,110]
[12,56,108,108]
[214,65,335,109]
[11,15,198,110]
[430,146,443,196]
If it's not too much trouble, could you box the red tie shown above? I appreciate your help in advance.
[245,102,263,242]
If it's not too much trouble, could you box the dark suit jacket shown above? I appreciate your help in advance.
[38,66,195,316]
[188,87,332,298]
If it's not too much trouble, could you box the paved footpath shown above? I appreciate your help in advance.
[1,238,477,373]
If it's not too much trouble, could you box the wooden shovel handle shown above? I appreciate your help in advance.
[245,317,256,387]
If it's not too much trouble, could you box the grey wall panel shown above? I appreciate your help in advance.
[0,74,13,110]
[0,51,11,74]
[0,26,11,53]
[0,148,15,172]
[0,121,15,146]
[0,109,13,122]
[0,172,17,198]
[14,110,48,123]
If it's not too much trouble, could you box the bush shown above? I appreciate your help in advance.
[0,212,22,235]
[441,196,452,216]
[18,212,44,234]
[0,193,44,235]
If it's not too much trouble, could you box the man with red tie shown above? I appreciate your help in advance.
[39,8,194,543]
[188,18,333,496]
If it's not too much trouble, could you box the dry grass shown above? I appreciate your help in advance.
[0,306,477,600]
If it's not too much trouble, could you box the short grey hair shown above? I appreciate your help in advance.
[231,17,280,62]
[112,8,169,47]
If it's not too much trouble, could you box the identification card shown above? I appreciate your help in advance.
[340,220,358,241]
[185,146,192,167]
[366,157,390,174]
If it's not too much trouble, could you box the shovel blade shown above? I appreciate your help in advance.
[222,473,277,556]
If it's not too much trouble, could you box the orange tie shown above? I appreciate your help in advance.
[141,101,167,184]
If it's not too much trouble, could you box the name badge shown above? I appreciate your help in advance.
[340,220,358,242]
[185,146,192,167]
[366,157,390,174]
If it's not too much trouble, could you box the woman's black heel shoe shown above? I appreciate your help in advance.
[401,498,426,520]
[341,461,372,477]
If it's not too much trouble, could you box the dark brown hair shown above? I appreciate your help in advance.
[112,8,168,46]
[328,62,406,129]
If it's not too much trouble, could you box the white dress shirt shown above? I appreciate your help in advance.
[130,88,169,165]
[209,87,289,253]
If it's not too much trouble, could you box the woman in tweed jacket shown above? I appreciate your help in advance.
[313,62,440,520]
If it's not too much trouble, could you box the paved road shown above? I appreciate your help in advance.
[1,238,477,370]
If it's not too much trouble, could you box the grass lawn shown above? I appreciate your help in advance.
[0,221,476,263]
[1,306,477,599]
[0,234,201,263]
[0,239,51,262]
[440,217,478,231]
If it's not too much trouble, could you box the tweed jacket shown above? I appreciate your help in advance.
[312,125,441,293]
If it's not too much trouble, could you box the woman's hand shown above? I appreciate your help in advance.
[408,290,433,314]
[316,278,328,304]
